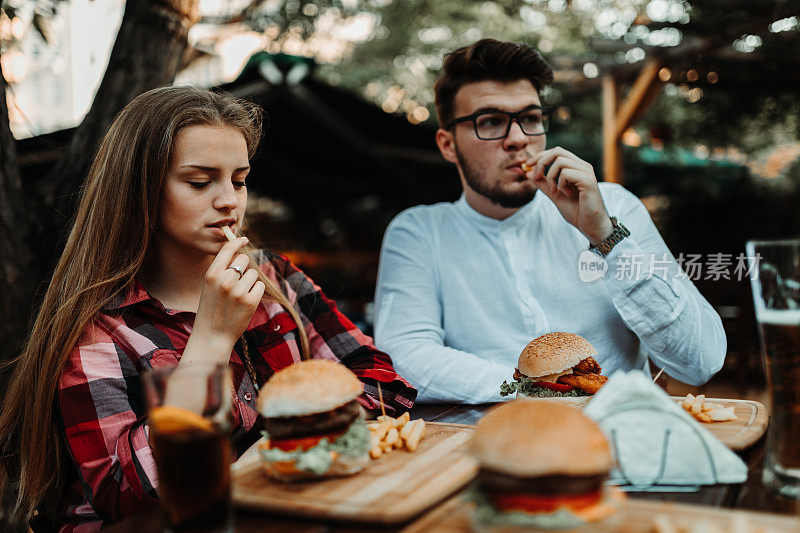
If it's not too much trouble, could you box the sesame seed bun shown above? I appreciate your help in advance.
[257,359,363,417]
[517,332,597,378]
[470,400,613,477]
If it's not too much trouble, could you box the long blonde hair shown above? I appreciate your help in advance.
[0,86,309,524]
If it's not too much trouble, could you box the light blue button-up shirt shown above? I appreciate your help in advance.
[374,183,726,403]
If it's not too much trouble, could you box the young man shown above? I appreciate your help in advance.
[374,39,726,403]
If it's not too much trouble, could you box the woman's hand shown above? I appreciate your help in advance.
[183,236,265,365]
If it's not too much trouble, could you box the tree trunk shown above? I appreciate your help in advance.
[0,0,199,365]
[0,61,35,361]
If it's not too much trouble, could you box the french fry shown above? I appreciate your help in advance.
[682,393,696,410]
[399,419,415,440]
[679,392,738,423]
[400,419,415,439]
[405,420,426,452]
[385,427,399,447]
[695,411,713,423]
[221,225,236,241]
[708,406,737,422]
[373,420,392,441]
[690,394,705,414]
[395,411,410,428]
[370,431,384,450]
[369,416,426,458]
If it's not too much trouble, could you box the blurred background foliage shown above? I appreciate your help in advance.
[2,0,799,377]
[238,0,800,373]
[236,0,800,264]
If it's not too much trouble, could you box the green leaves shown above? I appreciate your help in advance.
[499,378,586,398]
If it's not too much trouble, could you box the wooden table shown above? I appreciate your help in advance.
[104,403,800,532]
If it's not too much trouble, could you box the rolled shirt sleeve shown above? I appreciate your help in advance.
[599,184,727,385]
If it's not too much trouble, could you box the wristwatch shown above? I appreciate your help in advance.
[590,216,630,256]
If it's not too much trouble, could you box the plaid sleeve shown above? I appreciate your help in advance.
[272,254,417,415]
[58,319,158,522]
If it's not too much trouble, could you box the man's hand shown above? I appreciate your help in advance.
[525,147,613,244]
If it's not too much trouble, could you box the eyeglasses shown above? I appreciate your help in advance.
[446,106,551,140]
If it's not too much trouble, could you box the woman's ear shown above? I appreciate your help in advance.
[435,128,458,164]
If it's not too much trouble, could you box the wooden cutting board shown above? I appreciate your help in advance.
[670,397,768,451]
[402,492,800,533]
[231,422,478,523]
[540,396,768,451]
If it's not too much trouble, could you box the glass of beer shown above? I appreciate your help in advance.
[747,239,800,498]
[143,363,234,532]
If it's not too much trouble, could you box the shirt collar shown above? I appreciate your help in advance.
[455,190,542,230]
[104,279,155,311]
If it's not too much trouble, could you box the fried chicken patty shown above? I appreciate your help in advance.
[572,356,602,375]
[514,356,607,395]
[557,373,608,395]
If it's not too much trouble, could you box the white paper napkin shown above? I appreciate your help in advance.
[583,370,747,488]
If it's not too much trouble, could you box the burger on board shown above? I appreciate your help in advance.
[500,332,608,398]
[469,400,618,529]
[256,360,371,481]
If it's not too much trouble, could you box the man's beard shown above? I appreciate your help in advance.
[454,144,536,209]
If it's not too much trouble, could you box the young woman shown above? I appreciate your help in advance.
[0,86,416,531]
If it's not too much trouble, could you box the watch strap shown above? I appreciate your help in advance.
[590,217,630,256]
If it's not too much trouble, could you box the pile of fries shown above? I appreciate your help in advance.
[368,412,426,459]
[679,394,737,423]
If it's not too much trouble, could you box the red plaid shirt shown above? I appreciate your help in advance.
[55,252,416,531]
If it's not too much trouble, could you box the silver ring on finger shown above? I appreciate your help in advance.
[227,264,244,278]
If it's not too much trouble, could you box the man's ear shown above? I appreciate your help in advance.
[435,128,458,164]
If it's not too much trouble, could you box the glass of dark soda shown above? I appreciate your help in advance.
[143,363,233,532]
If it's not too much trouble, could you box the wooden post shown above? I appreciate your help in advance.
[614,59,663,139]
[602,74,622,184]
[602,59,664,185]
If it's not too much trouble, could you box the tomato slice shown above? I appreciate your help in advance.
[270,430,344,452]
[489,490,601,514]
[531,381,574,393]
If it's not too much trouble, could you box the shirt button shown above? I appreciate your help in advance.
[244,392,252,402]
[272,324,281,332]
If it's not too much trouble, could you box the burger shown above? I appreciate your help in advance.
[256,360,370,481]
[469,400,618,529]
[500,332,608,398]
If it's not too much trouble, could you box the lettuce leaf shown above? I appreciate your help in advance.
[470,487,584,529]
[259,418,370,475]
[499,377,587,398]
